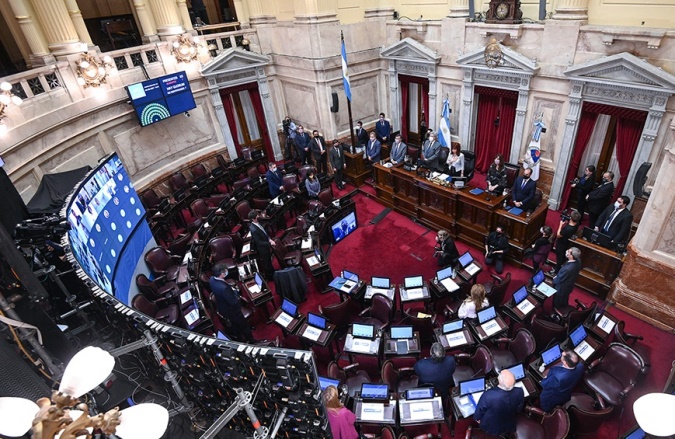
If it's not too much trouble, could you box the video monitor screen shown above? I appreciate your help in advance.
[404,276,423,289]
[352,324,374,339]
[459,378,485,396]
[126,71,197,127]
[442,320,464,334]
[505,363,526,381]
[360,383,388,400]
[66,153,153,303]
[319,376,340,391]
[307,312,327,329]
[569,325,587,347]
[437,266,454,280]
[371,277,390,289]
[532,269,545,286]
[390,326,413,339]
[542,344,562,366]
[281,299,298,317]
[343,269,359,282]
[331,210,357,243]
[513,286,528,304]
[406,388,434,400]
[477,306,497,324]
[458,251,474,267]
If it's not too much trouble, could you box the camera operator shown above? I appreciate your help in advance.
[551,210,580,276]
[282,116,297,160]
[484,226,508,274]
[570,165,595,219]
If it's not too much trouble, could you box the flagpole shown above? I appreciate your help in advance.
[342,31,357,151]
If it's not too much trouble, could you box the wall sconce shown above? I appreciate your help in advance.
[0,346,169,439]
[241,38,251,51]
[484,36,504,69]
[0,81,23,135]
[75,53,113,88]
[171,35,200,63]
[207,43,218,58]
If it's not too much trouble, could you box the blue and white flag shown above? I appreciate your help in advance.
[341,32,351,102]
[437,98,452,148]
[523,118,545,181]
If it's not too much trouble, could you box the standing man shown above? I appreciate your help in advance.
[552,210,581,276]
[294,125,311,165]
[375,113,391,146]
[539,350,584,413]
[571,165,595,219]
[510,168,537,211]
[329,140,346,190]
[282,116,297,160]
[310,130,327,174]
[266,162,284,198]
[365,131,382,165]
[390,134,407,165]
[586,171,614,228]
[595,195,633,248]
[248,210,275,279]
[552,247,582,308]
[209,264,254,343]
[413,342,456,397]
[419,131,441,168]
[485,226,509,274]
[474,370,524,437]
[355,121,369,148]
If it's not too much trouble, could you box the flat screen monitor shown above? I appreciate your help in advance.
[352,323,374,339]
[254,272,263,287]
[360,383,389,400]
[126,71,197,127]
[371,276,390,289]
[404,275,423,289]
[458,251,474,268]
[542,344,562,366]
[442,320,464,334]
[505,363,526,381]
[343,269,359,282]
[318,376,341,391]
[216,331,229,341]
[477,306,497,324]
[437,266,454,280]
[331,210,358,243]
[513,286,528,305]
[307,312,327,329]
[281,299,298,317]
[390,326,413,339]
[569,325,587,347]
[582,226,613,248]
[406,388,434,401]
[625,428,646,439]
[532,269,545,286]
[459,377,485,396]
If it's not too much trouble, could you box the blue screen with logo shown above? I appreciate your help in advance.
[126,71,196,127]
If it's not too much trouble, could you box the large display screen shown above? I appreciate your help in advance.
[66,154,153,304]
[126,71,196,127]
[331,210,357,243]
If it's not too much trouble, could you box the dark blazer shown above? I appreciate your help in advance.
[390,140,407,163]
[375,119,391,143]
[586,182,614,216]
[576,173,595,197]
[310,136,327,159]
[266,169,284,198]
[295,132,312,154]
[414,356,456,397]
[539,363,585,412]
[366,139,382,162]
[329,145,345,170]
[511,176,537,207]
[596,206,633,244]
[474,386,525,436]
[356,126,369,146]
[273,266,307,303]
[249,222,271,255]
[209,276,241,319]
[552,259,581,308]
[421,139,441,161]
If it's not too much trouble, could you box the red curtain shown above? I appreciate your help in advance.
[614,117,644,198]
[474,94,501,172]
[400,81,409,141]
[248,88,274,159]
[560,111,598,209]
[220,90,241,155]
[495,96,516,160]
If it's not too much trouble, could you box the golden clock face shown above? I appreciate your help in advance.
[496,2,509,19]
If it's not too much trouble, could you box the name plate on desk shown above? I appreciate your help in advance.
[446,332,467,347]
[303,326,322,341]
[352,339,372,353]
[465,263,480,276]
[185,309,199,326]
[516,299,535,315]
[406,288,425,300]
[275,312,293,328]
[597,315,615,334]
[361,403,384,421]
[180,290,192,305]
[301,238,313,250]
[306,256,320,266]
[409,401,434,421]
[248,284,261,294]
[242,243,251,253]
[574,340,594,361]
[481,320,501,337]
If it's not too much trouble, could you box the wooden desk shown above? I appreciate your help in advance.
[344,150,370,187]
[501,295,540,325]
[399,396,445,426]
[583,311,619,343]
[298,322,338,358]
[468,315,509,342]
[573,237,625,299]
[399,283,431,313]
[434,327,475,352]
[383,332,422,358]
[354,397,397,425]
[271,309,303,334]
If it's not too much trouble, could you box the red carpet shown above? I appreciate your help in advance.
[250,183,675,438]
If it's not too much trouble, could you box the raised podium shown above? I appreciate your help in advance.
[344,149,370,188]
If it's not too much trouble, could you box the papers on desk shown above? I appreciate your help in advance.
[307,225,315,233]
[306,256,320,267]
[180,290,192,305]
[248,283,261,294]
[481,320,501,337]
[275,312,293,328]
[406,288,425,300]
[440,277,460,292]
[409,401,434,421]
[303,326,322,341]
[361,403,385,421]
[185,309,199,326]
[242,243,251,253]
[351,338,373,353]
[301,237,313,250]
[516,299,535,315]
[465,263,480,276]
[537,283,557,297]
[182,252,192,264]
[329,277,356,293]
[271,196,282,205]
[574,340,594,361]
[598,315,616,334]
[514,381,530,398]
[446,331,467,347]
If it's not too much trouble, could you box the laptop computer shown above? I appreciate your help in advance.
[532,269,557,297]
[541,344,562,367]
[352,323,375,339]
[318,376,341,391]
[458,377,486,409]
[360,383,389,402]
[307,312,327,330]
[390,326,413,355]
[569,324,595,361]
[404,275,425,299]
[458,251,480,276]
[437,266,459,292]
[512,285,535,316]
[406,388,434,401]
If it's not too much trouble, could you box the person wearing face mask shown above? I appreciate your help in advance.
[390,134,407,165]
[594,195,633,248]
[551,210,581,276]
[571,165,595,219]
[523,225,553,273]
[484,226,509,274]
[355,120,369,148]
[586,171,614,229]
[552,247,582,308]
[486,154,507,194]
[419,132,441,168]
[434,230,459,267]
[294,125,311,165]
[510,168,537,211]
[266,162,284,198]
[375,112,391,145]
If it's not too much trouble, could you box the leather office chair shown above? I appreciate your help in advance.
[381,360,419,393]
[326,361,371,398]
[216,154,230,169]
[531,189,543,210]
[359,293,394,331]
[226,232,246,258]
[283,174,300,193]
[169,172,190,192]
[554,299,596,329]
[135,273,178,301]
[453,345,494,386]
[481,272,511,306]
[140,188,166,211]
[168,233,192,259]
[247,166,261,180]
[319,298,362,339]
[407,145,420,162]
[144,247,181,282]
[403,308,438,344]
[583,342,647,408]
[131,294,179,325]
[209,236,237,272]
[488,328,536,371]
[298,165,316,182]
[564,393,614,436]
[609,321,651,370]
[235,200,253,225]
[528,314,567,353]
[191,163,209,178]
[512,406,570,439]
[190,198,214,220]
[504,163,521,189]
[318,188,334,206]
[232,178,252,193]
[462,149,476,182]
[271,238,303,268]
[281,216,307,247]
[436,147,450,173]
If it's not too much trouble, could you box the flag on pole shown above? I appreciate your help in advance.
[523,118,545,181]
[341,31,351,102]
[437,98,452,148]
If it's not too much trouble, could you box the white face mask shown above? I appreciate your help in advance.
[614,201,621,209]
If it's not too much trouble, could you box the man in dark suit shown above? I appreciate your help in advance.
[419,131,441,168]
[474,370,525,436]
[595,195,633,247]
[510,168,537,211]
[414,342,456,397]
[355,121,369,148]
[365,131,381,164]
[265,162,284,198]
[539,350,584,412]
[310,130,327,174]
[248,210,275,278]
[329,140,346,190]
[375,113,391,145]
[552,247,582,308]
[294,125,311,165]
[389,134,407,165]
[571,165,595,218]
[586,171,614,228]
[209,263,254,342]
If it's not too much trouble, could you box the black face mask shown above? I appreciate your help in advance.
[602,178,608,183]
[523,176,530,180]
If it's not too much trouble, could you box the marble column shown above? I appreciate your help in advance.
[552,0,589,21]
[64,0,93,46]
[257,68,282,160]
[232,0,249,27]
[7,0,53,64]
[428,73,438,131]
[247,0,276,25]
[132,0,159,42]
[459,69,474,150]
[509,83,530,164]
[211,89,238,160]
[29,0,82,55]
[148,0,184,36]
[364,0,395,20]
[388,61,401,134]
[448,0,470,18]
[175,0,194,32]
[294,0,338,25]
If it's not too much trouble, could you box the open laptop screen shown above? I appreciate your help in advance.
[318,376,340,391]
[307,312,327,329]
[459,377,485,396]
[437,266,454,281]
[352,323,374,339]
[505,363,526,381]
[371,276,390,289]
[532,269,545,286]
[477,306,497,324]
[280,299,298,317]
[542,344,562,366]
[343,269,359,282]
[254,272,263,287]
[404,275,423,289]
[513,286,528,305]
[458,251,474,268]
[569,325,587,347]
[406,388,434,400]
[442,320,464,334]
[390,326,413,339]
[360,383,389,400]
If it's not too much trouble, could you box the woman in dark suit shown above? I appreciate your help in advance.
[486,153,507,194]
[572,165,595,218]
[434,230,459,267]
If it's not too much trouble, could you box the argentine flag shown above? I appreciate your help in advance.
[341,32,351,102]
[437,98,452,147]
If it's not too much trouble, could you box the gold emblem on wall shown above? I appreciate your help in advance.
[484,37,504,69]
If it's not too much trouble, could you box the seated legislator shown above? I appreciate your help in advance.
[266,162,285,198]
[434,230,459,267]
[552,247,582,309]
[485,226,509,274]
[305,170,321,198]
[323,386,359,439]
[594,195,633,248]
[457,284,489,320]
[474,369,525,436]
[390,134,407,165]
[414,342,456,397]
[510,167,537,211]
[539,350,584,412]
[446,143,465,177]
[419,132,441,168]
[486,154,507,194]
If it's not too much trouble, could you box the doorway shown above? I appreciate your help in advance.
[400,75,428,147]
[219,83,273,159]
[473,86,518,173]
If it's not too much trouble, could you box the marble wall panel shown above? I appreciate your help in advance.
[14,171,41,202]
[40,137,106,174]
[281,81,321,129]
[530,98,564,170]
[655,207,675,256]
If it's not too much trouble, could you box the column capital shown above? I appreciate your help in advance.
[448,0,469,18]
[552,0,589,21]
